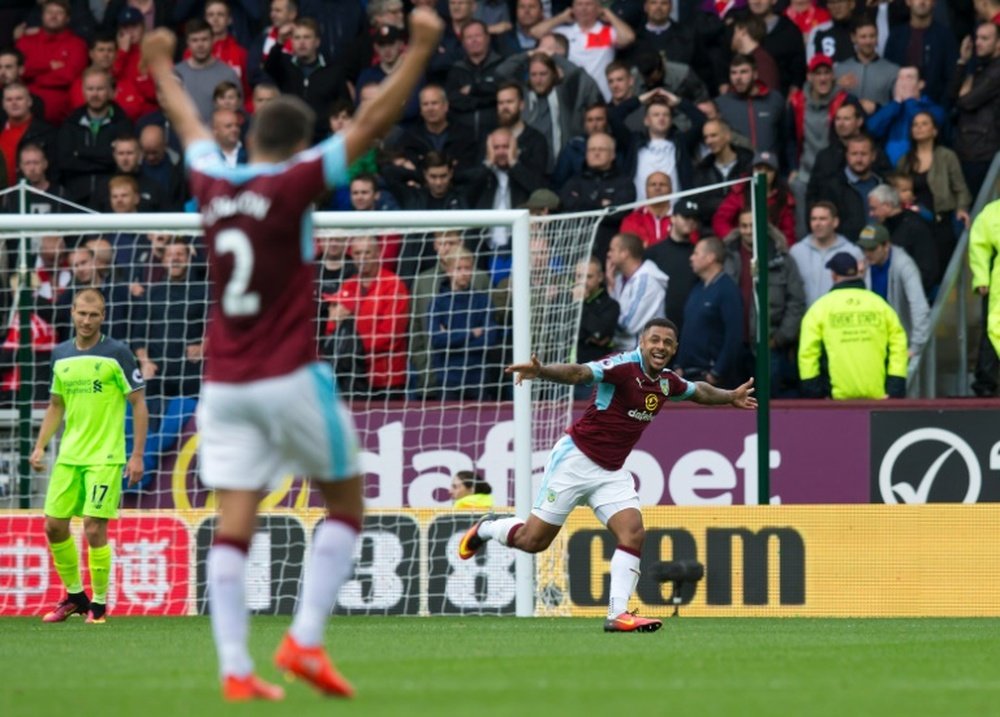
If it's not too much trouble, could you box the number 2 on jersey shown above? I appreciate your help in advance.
[216,229,262,317]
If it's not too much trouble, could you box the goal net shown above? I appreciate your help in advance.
[0,207,604,617]
[0,176,778,619]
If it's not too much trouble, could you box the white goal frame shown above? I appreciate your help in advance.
[0,209,537,617]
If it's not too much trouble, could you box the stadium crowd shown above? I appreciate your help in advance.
[1,0,999,425]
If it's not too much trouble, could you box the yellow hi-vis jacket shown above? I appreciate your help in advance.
[454,493,494,510]
[798,281,909,399]
[969,198,1000,357]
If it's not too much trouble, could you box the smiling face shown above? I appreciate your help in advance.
[639,324,678,375]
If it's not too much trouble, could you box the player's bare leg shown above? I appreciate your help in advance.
[603,508,661,633]
[42,516,90,622]
[459,513,562,558]
[209,488,284,702]
[275,476,362,698]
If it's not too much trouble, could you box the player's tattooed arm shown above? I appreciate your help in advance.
[505,353,594,385]
[691,378,757,409]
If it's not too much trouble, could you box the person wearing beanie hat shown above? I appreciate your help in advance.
[798,248,908,399]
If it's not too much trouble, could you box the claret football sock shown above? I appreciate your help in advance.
[208,539,253,678]
[289,516,359,648]
[49,537,83,594]
[608,546,641,618]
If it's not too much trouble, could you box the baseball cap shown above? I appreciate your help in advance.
[808,54,834,73]
[522,189,560,212]
[374,24,406,45]
[857,223,890,250]
[118,6,144,26]
[673,198,700,219]
[752,150,778,171]
[825,251,860,277]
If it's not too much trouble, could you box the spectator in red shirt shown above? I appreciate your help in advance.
[248,0,298,86]
[331,235,411,398]
[15,0,88,126]
[110,7,158,121]
[0,48,47,126]
[619,171,674,248]
[0,81,56,185]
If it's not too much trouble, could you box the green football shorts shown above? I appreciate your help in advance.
[44,464,123,520]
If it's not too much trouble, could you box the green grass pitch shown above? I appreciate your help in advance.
[2,617,1000,717]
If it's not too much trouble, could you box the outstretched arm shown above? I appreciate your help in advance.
[343,8,444,165]
[690,377,757,409]
[505,353,593,385]
[141,30,212,149]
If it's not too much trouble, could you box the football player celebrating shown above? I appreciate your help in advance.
[460,317,756,632]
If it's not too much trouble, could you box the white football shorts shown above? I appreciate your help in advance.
[197,362,360,491]
[531,435,640,526]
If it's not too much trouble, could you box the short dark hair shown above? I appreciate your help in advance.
[89,30,116,50]
[809,200,839,219]
[730,52,756,70]
[604,59,631,77]
[327,97,354,118]
[542,32,568,54]
[0,47,25,66]
[185,18,212,37]
[351,173,378,191]
[734,15,766,42]
[852,14,878,33]
[294,16,320,36]
[497,80,523,101]
[460,19,488,36]
[698,236,726,264]
[846,133,875,151]
[249,94,315,158]
[641,317,678,337]
[213,80,241,100]
[423,150,451,171]
[615,232,645,260]
[456,470,492,495]
[17,141,46,162]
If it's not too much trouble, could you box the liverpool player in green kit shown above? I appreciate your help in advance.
[30,288,148,624]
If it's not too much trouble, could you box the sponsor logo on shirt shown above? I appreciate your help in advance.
[627,409,655,422]
[644,393,659,411]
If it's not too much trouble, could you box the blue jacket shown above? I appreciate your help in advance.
[676,272,745,385]
[866,96,946,167]
[429,288,503,389]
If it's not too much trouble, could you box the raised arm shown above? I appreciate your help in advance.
[141,30,213,149]
[343,8,444,166]
[505,353,594,385]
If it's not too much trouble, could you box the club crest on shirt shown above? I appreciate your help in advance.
[644,393,659,411]
[659,379,671,396]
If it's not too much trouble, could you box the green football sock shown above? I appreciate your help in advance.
[49,537,83,595]
[88,544,112,604]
